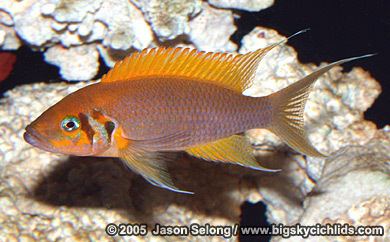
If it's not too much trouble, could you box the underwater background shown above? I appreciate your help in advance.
[0,0,389,241]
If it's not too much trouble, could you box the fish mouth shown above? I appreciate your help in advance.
[24,126,55,152]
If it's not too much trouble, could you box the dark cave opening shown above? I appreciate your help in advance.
[0,46,111,98]
[239,201,271,242]
[0,46,62,98]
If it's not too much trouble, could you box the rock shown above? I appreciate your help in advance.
[0,24,387,241]
[0,17,21,50]
[276,129,390,241]
[0,0,153,80]
[94,0,153,51]
[209,0,274,12]
[43,0,103,23]
[131,0,202,40]
[189,3,237,52]
[96,44,133,68]
[1,0,278,80]
[9,0,58,47]
[44,44,99,81]
[0,9,13,26]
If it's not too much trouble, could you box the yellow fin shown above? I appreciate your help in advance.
[101,45,278,93]
[268,54,374,157]
[119,146,193,194]
[114,131,193,194]
[186,135,279,172]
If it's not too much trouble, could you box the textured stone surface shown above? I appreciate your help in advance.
[209,0,274,12]
[276,129,390,242]
[0,0,275,80]
[0,0,153,80]
[0,20,387,242]
[189,3,237,52]
[131,0,202,40]
[0,25,20,50]
[0,0,153,50]
[44,44,99,81]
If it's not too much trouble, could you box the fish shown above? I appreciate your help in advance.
[23,40,373,193]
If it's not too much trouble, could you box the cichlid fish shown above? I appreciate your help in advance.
[23,41,372,193]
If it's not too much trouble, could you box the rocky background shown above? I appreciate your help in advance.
[0,0,389,241]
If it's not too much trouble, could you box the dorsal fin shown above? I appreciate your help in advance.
[101,45,279,93]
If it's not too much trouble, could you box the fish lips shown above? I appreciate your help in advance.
[23,126,55,153]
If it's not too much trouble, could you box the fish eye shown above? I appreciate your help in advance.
[61,116,80,132]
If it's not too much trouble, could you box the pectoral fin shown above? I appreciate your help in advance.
[186,135,280,172]
[119,146,193,194]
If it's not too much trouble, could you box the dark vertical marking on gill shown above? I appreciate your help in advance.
[104,121,116,144]
[78,113,95,145]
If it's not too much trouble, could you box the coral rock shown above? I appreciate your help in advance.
[0,25,21,50]
[189,3,237,52]
[289,130,390,241]
[0,10,21,50]
[0,27,387,241]
[131,0,202,40]
[0,0,153,80]
[44,44,99,81]
[209,0,274,12]
[42,0,103,23]
[94,0,153,51]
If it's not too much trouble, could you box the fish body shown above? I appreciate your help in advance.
[24,44,372,193]
[82,78,270,151]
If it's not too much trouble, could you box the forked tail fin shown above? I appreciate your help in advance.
[267,54,375,157]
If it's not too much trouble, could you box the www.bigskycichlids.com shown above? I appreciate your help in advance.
[105,222,385,238]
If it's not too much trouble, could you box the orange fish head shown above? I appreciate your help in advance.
[24,104,115,156]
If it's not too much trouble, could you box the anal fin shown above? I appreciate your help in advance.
[186,135,279,172]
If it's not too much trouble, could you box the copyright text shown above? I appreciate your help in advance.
[105,222,385,238]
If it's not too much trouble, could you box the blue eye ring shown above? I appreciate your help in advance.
[61,115,80,132]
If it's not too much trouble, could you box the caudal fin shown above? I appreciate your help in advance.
[268,54,375,157]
